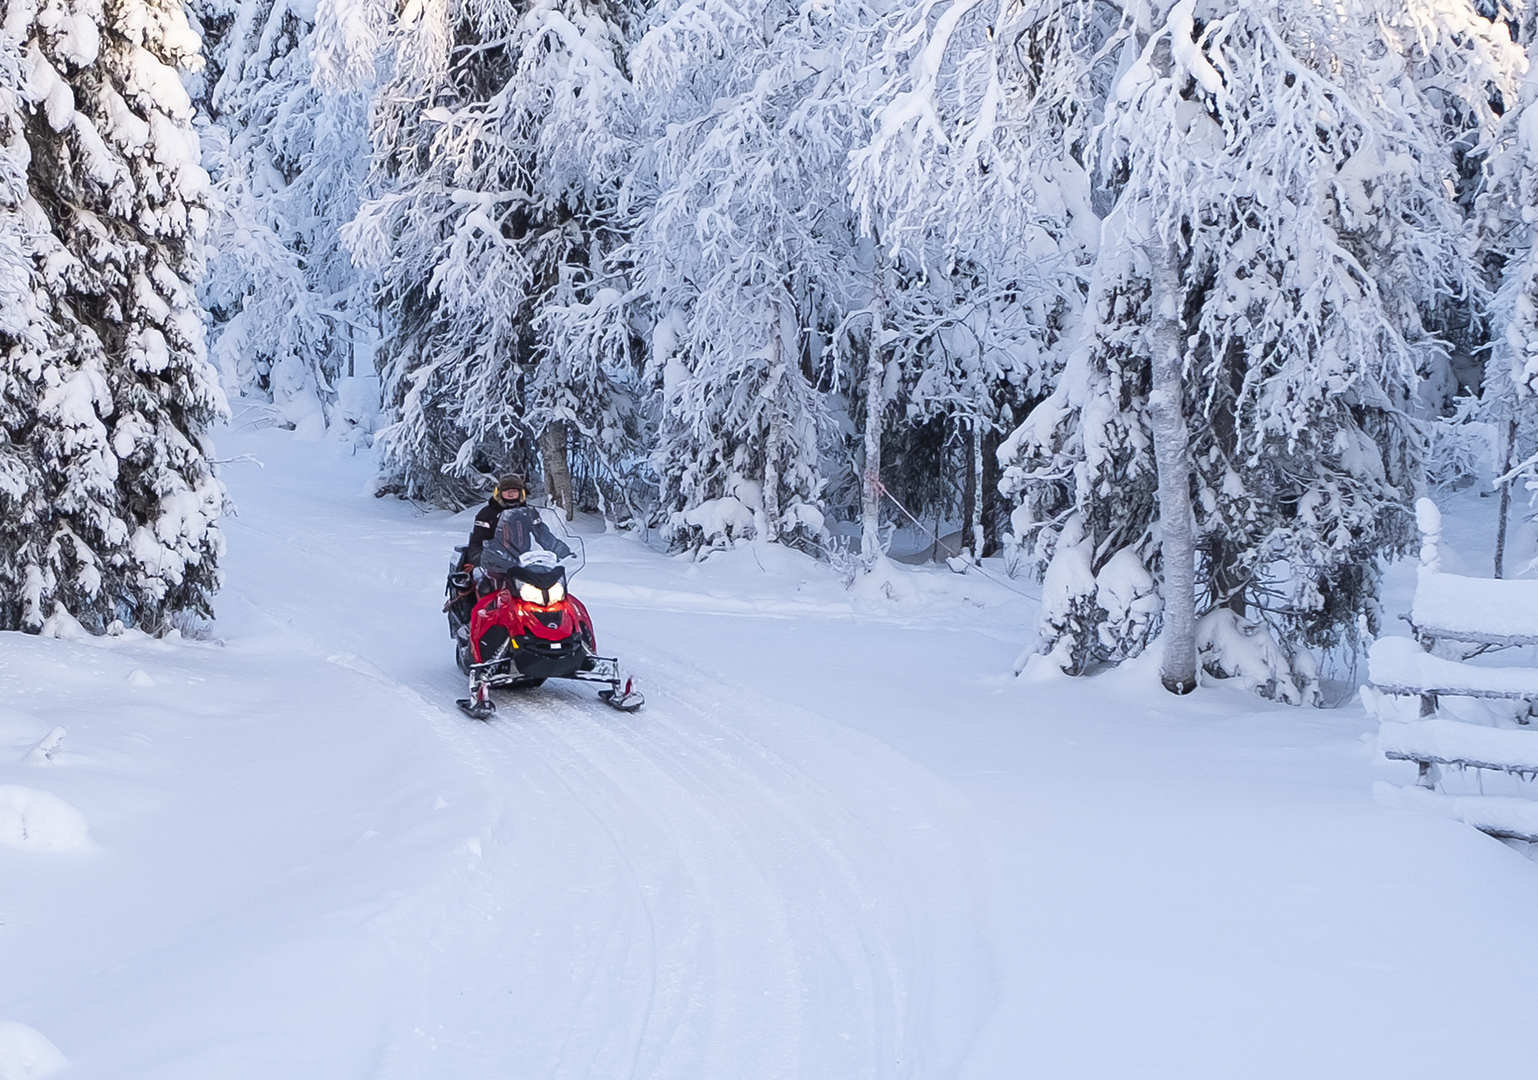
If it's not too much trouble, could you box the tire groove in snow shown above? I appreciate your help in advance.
[398,647,994,1079]
[203,423,994,1077]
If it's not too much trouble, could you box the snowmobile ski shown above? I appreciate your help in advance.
[598,678,644,712]
[456,695,496,721]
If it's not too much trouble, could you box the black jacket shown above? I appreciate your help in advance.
[463,497,504,567]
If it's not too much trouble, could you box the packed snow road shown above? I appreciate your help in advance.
[4,412,1538,1079]
[198,416,996,1078]
[2,412,989,1079]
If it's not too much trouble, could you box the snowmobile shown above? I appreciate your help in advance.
[445,543,643,720]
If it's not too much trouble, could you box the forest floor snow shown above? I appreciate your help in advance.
[3,410,1537,1079]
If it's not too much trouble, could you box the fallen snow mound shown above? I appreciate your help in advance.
[0,1022,67,1080]
[0,786,99,854]
[1375,782,1538,843]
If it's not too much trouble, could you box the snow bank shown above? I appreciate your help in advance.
[1377,719,1538,773]
[1369,636,1538,696]
[1375,782,1538,843]
[0,786,99,853]
[1411,571,1538,640]
[846,554,920,603]
[0,1023,67,1080]
[37,604,87,641]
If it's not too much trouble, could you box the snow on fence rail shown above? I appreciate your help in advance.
[1378,719,1538,780]
[1375,716,1538,845]
[1369,637,1538,709]
[1371,497,1538,846]
[1374,783,1538,845]
[1410,572,1538,649]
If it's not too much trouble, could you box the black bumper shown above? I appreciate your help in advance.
[482,639,590,681]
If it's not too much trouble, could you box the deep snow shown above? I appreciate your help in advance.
[3,408,1537,1079]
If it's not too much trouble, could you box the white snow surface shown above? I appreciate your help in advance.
[0,1022,67,1080]
[1369,635,1538,696]
[1411,569,1538,639]
[2,414,1537,1078]
[1375,783,1538,842]
[1377,718,1538,772]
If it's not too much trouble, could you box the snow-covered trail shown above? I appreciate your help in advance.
[196,419,1538,1079]
[206,415,994,1078]
[7,416,1538,1079]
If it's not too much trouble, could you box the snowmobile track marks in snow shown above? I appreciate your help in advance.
[447,650,993,1079]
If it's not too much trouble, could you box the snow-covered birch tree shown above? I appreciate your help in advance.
[627,0,874,552]
[997,0,1518,697]
[189,0,377,436]
[1,0,226,634]
[858,240,888,560]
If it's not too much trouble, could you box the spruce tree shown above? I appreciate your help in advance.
[849,0,1099,563]
[189,0,376,434]
[1,0,226,634]
[627,0,872,552]
[1478,22,1538,572]
[351,0,644,507]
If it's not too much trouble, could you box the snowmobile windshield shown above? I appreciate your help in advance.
[480,507,567,574]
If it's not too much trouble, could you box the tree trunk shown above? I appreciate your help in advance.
[962,418,976,553]
[861,246,888,561]
[981,424,1002,557]
[1495,418,1517,579]
[1210,536,1247,617]
[970,417,985,561]
[539,420,574,521]
[1149,238,1197,695]
[762,330,786,544]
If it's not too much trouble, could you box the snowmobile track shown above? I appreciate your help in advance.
[436,644,992,1079]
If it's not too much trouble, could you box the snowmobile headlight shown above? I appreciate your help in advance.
[547,580,565,604]
[517,581,545,605]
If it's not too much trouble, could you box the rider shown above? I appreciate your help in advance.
[463,473,524,569]
[482,476,573,572]
[449,473,572,632]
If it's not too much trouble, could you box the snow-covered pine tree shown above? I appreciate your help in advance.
[998,0,1518,695]
[626,0,871,552]
[867,252,1070,561]
[1478,24,1538,575]
[508,0,645,520]
[349,0,643,507]
[1,0,226,634]
[534,257,648,523]
[849,0,1100,563]
[189,0,377,437]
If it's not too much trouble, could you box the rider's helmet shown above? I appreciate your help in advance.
[496,473,527,507]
